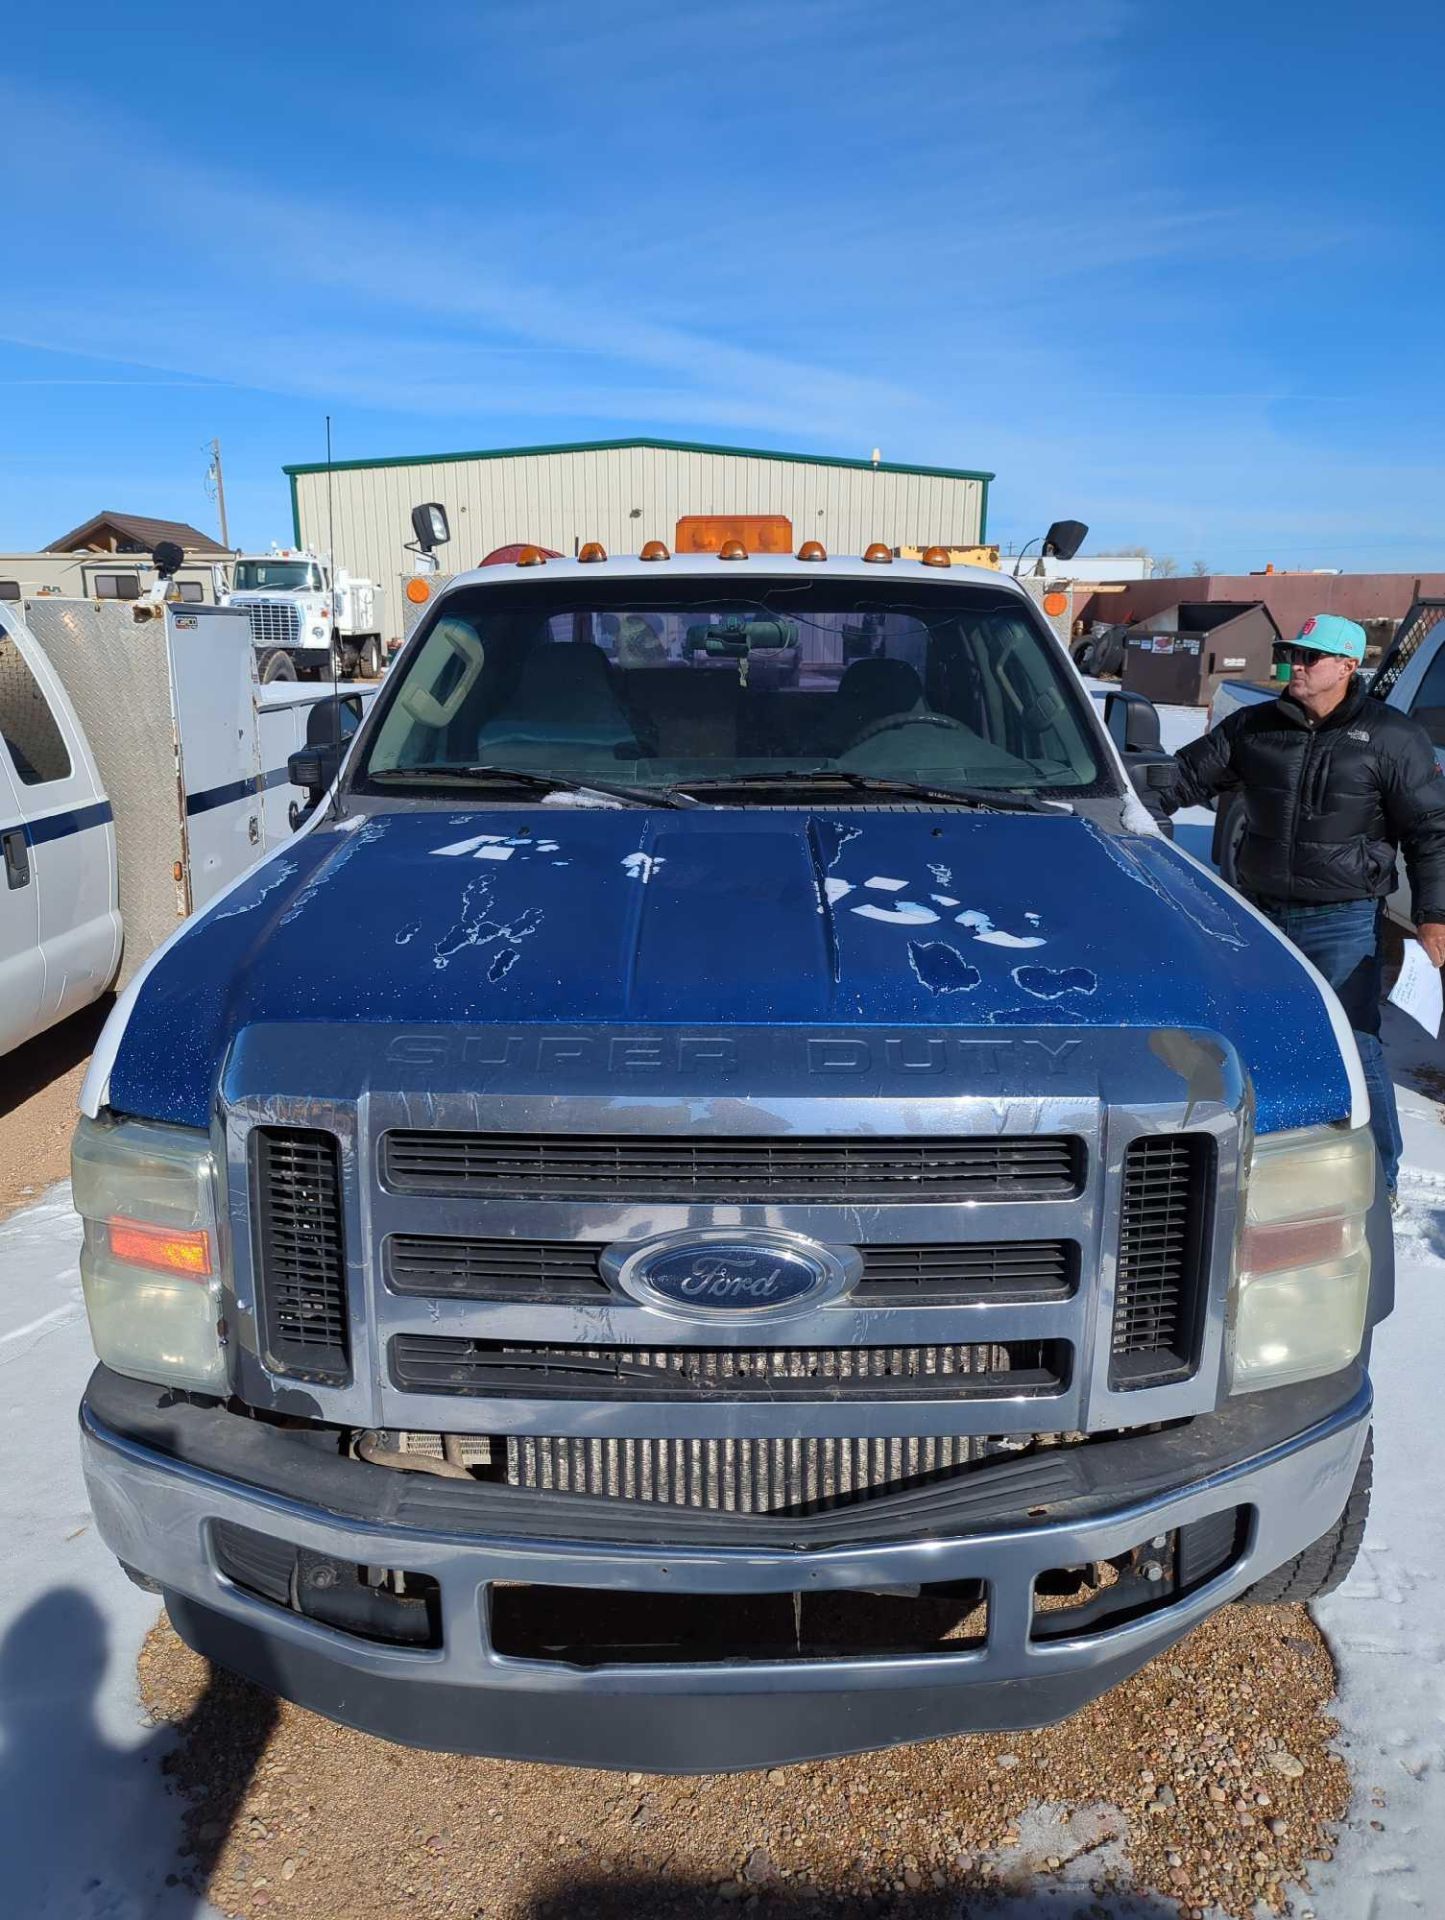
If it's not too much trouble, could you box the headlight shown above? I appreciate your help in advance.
[72,1115,226,1392]
[1228,1123,1373,1394]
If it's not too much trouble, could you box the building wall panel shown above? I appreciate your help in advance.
[294,445,986,639]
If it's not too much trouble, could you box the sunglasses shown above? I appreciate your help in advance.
[1273,644,1337,669]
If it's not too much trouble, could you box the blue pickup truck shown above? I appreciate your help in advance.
[74,543,1387,1772]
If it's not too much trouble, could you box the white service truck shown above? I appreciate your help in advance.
[224,549,386,684]
[0,591,377,1057]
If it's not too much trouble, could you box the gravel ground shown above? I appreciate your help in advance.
[0,997,109,1220]
[140,1601,1349,1920]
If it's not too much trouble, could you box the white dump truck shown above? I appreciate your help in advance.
[224,548,386,683]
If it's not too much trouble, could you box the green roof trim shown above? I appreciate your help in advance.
[283,435,994,486]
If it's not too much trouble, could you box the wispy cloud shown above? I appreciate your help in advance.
[0,0,1439,565]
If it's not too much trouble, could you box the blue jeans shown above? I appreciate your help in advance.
[1258,898,1401,1194]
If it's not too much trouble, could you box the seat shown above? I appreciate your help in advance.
[475,645,641,758]
[824,657,926,752]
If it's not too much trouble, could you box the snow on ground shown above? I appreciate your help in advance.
[2,978,1443,1917]
[1305,1007,1445,1919]
[0,1189,222,1919]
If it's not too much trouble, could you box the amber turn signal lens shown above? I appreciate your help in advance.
[1043,590,1069,616]
[639,540,670,561]
[797,540,827,561]
[404,577,431,604]
[107,1215,213,1279]
[920,546,951,567]
[577,542,607,563]
[863,543,893,564]
[718,539,748,561]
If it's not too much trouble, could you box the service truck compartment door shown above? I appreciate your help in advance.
[168,607,265,911]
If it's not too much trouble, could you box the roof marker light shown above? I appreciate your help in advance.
[797,540,827,561]
[577,542,607,563]
[639,540,670,562]
[405,577,431,604]
[920,546,951,567]
[718,539,748,561]
[516,546,547,567]
[863,543,893,564]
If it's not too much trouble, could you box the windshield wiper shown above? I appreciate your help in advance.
[669,769,1070,813]
[366,765,691,808]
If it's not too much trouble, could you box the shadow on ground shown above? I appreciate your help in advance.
[0,1585,276,1916]
[0,995,112,1119]
[518,1874,1184,1917]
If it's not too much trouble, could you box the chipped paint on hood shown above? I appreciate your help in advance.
[106,808,1354,1133]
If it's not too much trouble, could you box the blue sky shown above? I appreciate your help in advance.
[3,0,1443,569]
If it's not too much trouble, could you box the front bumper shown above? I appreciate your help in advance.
[82,1367,1371,1772]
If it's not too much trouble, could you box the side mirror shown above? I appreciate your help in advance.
[1041,519,1087,563]
[1104,688,1162,754]
[288,742,341,803]
[411,502,450,553]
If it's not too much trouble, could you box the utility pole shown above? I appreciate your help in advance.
[208,438,230,548]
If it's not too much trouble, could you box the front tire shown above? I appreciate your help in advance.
[1237,1431,1372,1605]
[257,647,296,683]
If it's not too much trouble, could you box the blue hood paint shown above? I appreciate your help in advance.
[108,808,1351,1134]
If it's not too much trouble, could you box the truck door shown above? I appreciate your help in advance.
[0,736,44,1054]
[0,614,119,1044]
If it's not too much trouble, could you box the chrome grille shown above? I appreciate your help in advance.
[388,1336,1064,1400]
[382,1131,1083,1201]
[385,1233,1075,1304]
[238,600,300,647]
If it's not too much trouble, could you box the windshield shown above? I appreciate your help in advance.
[233,561,320,592]
[359,576,1104,797]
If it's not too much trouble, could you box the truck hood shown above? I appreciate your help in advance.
[107,806,1355,1134]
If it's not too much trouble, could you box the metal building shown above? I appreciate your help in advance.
[284,438,992,605]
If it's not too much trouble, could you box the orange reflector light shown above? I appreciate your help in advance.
[108,1216,212,1279]
[516,546,547,567]
[920,546,951,568]
[639,540,670,562]
[1043,590,1069,617]
[797,540,827,561]
[405,577,431,604]
[863,543,893,564]
[1241,1216,1349,1276]
[577,542,607,563]
[718,538,748,561]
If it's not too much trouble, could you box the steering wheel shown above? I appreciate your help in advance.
[847,709,971,749]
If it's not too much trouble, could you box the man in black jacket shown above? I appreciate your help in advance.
[1169,613,1445,1197]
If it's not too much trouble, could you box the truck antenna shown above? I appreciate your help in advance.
[325,414,342,793]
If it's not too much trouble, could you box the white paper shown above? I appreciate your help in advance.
[1389,937,1444,1037]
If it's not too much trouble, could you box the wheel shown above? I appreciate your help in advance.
[359,636,383,679]
[257,647,296,683]
[1236,1431,1372,1605]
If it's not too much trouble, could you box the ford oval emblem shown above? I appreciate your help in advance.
[601,1229,861,1323]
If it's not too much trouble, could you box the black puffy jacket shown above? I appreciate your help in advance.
[1169,677,1445,921]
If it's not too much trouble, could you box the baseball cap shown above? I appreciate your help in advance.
[1285,613,1367,663]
